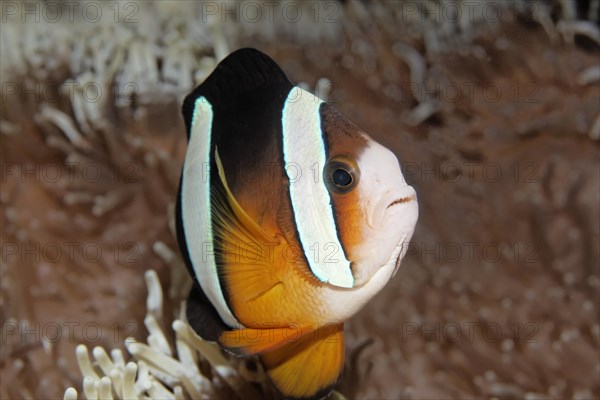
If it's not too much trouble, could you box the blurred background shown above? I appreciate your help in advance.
[1,0,599,399]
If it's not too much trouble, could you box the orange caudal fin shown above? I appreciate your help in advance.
[260,323,345,400]
[219,325,314,356]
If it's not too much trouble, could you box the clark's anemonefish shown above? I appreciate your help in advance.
[176,48,418,399]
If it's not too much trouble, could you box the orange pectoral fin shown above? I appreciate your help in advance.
[260,323,345,400]
[211,148,283,306]
[219,325,314,356]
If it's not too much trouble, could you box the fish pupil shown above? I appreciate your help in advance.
[333,168,352,186]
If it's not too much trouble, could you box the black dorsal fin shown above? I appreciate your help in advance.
[182,48,293,136]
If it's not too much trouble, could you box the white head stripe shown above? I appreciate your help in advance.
[181,97,240,327]
[281,87,354,288]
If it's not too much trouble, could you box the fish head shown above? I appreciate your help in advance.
[320,104,419,288]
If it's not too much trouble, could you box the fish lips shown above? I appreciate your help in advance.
[369,185,418,229]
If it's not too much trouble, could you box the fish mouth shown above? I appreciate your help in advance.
[386,194,416,209]
[369,187,417,228]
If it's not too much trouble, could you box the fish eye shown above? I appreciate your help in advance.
[324,156,359,194]
[332,168,352,186]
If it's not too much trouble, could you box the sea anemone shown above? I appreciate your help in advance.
[62,269,278,400]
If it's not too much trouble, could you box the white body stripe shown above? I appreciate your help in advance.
[181,97,241,328]
[281,87,354,288]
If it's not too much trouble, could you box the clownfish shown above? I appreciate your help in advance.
[176,48,418,399]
